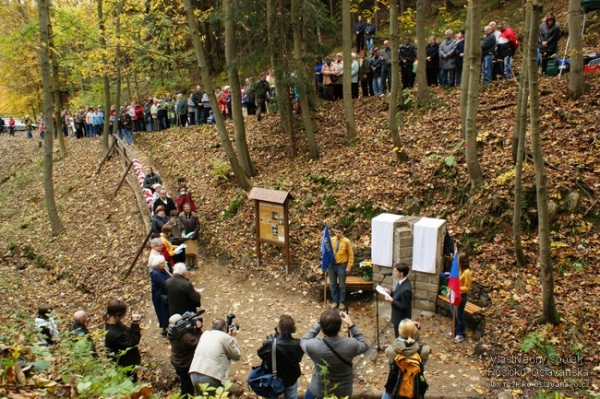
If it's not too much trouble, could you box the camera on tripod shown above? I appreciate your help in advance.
[168,310,205,340]
[226,313,239,333]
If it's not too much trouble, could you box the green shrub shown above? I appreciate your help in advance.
[210,159,231,185]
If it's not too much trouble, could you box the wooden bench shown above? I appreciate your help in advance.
[437,294,482,315]
[325,275,374,292]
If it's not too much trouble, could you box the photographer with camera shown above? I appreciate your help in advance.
[189,317,241,395]
[301,309,368,399]
[168,312,203,398]
[255,315,304,399]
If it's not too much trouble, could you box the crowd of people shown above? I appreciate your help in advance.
[33,238,474,399]
[315,14,560,100]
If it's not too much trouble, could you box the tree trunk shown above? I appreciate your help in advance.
[47,8,66,158]
[567,0,584,99]
[182,0,252,191]
[528,0,560,325]
[464,0,483,188]
[513,3,531,267]
[342,0,356,142]
[389,0,408,162]
[415,0,429,106]
[38,0,64,236]
[459,3,471,140]
[114,0,122,141]
[223,0,257,176]
[98,0,110,152]
[291,0,319,159]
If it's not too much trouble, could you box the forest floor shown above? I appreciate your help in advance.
[1,72,600,399]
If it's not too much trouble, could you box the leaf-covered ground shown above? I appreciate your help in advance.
[1,72,599,399]
[136,73,600,397]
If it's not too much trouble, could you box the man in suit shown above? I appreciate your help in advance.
[384,263,412,338]
[166,263,201,317]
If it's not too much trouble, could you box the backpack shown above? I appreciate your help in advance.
[392,352,428,399]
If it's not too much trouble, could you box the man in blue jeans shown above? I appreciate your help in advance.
[328,225,354,311]
[481,25,496,84]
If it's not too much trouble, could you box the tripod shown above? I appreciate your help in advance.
[375,273,391,351]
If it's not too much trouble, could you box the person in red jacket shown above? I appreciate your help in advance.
[134,103,145,132]
[498,23,519,79]
[8,117,15,137]
[218,86,230,119]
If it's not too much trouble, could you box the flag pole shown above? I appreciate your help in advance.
[451,304,456,343]
[324,271,327,305]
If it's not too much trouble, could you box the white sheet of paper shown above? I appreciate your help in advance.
[376,285,392,300]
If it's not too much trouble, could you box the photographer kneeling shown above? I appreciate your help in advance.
[169,312,203,398]
[189,318,241,395]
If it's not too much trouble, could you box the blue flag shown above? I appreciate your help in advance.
[321,225,335,271]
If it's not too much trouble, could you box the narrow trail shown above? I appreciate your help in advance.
[128,140,488,398]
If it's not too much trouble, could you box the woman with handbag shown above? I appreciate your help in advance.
[150,255,172,337]
[253,315,304,399]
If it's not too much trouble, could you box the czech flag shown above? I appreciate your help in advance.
[320,225,335,271]
[448,252,462,307]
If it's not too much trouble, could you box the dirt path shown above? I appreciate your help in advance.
[128,141,488,398]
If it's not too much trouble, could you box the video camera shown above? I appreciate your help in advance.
[226,313,240,333]
[168,310,205,341]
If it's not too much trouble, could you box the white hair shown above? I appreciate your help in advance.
[151,238,163,248]
[445,29,453,35]
[150,255,166,269]
[173,263,188,275]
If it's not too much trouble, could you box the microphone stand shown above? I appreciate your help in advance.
[375,274,390,352]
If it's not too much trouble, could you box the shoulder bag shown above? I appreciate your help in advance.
[247,338,285,399]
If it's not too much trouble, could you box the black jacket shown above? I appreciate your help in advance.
[166,274,201,316]
[153,196,177,216]
[192,91,204,109]
[143,173,162,192]
[426,43,440,68]
[391,279,412,328]
[257,335,304,387]
[365,23,376,39]
[399,44,416,65]
[171,329,201,369]
[481,33,496,56]
[105,322,141,368]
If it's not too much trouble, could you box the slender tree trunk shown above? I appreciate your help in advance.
[78,72,85,94]
[567,0,584,99]
[279,0,295,141]
[415,0,429,106]
[529,0,560,325]
[38,0,64,236]
[464,0,483,188]
[126,75,132,103]
[268,0,294,155]
[342,0,356,142]
[223,0,257,176]
[513,3,531,267]
[114,0,122,141]
[98,0,110,152]
[134,70,141,102]
[459,3,471,140]
[389,0,408,162]
[292,0,319,159]
[47,8,66,157]
[182,0,252,191]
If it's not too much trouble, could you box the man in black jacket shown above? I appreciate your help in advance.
[192,86,204,124]
[383,263,413,338]
[166,263,201,316]
[256,315,304,399]
[354,15,366,52]
[399,37,417,88]
[481,25,497,84]
[169,313,202,398]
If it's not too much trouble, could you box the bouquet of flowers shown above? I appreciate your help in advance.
[359,259,373,274]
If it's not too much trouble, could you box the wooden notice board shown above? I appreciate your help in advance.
[248,188,291,272]
[258,202,286,244]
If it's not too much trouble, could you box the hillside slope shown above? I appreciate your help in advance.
[137,74,600,396]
